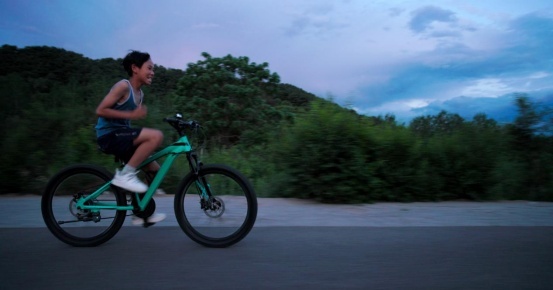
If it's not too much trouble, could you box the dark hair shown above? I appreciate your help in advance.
[122,50,151,76]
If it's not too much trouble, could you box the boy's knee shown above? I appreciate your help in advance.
[154,130,164,145]
[141,128,163,146]
[156,130,163,140]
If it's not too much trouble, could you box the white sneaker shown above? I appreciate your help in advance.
[112,169,148,193]
[155,188,167,195]
[132,213,167,226]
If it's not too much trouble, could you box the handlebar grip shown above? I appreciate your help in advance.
[163,115,200,129]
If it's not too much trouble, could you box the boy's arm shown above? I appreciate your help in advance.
[95,81,147,120]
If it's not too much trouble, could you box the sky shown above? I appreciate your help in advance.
[1,0,552,123]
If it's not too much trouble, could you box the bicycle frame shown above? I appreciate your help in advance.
[75,135,193,212]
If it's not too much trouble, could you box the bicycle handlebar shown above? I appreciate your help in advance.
[163,113,201,137]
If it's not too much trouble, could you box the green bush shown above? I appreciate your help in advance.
[267,100,378,203]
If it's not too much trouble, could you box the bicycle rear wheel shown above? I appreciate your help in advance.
[41,164,127,247]
[174,164,257,248]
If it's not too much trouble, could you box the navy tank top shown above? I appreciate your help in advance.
[95,80,143,137]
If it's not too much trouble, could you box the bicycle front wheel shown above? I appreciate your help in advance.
[174,164,257,248]
[41,164,127,247]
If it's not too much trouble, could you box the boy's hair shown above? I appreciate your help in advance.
[122,50,151,76]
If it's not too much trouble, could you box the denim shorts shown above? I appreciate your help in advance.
[97,127,142,163]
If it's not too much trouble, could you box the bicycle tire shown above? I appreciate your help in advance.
[41,164,127,247]
[174,164,257,248]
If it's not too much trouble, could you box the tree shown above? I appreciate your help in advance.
[173,52,283,147]
[409,110,465,138]
[505,95,553,200]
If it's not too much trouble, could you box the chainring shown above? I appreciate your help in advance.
[132,195,156,219]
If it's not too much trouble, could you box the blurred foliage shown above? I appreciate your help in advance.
[1,45,552,202]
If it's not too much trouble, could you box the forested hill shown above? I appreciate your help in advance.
[0,45,180,124]
[0,45,319,144]
[0,45,316,118]
[0,45,318,193]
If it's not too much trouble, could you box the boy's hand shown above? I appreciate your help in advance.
[131,105,148,119]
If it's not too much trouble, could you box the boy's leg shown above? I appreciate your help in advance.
[127,128,163,168]
[126,129,166,225]
[144,161,161,172]
[112,128,163,193]
[143,162,167,195]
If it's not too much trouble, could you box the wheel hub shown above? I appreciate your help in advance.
[69,193,100,222]
[202,197,225,218]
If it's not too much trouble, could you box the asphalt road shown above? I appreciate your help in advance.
[2,226,553,290]
[1,195,553,289]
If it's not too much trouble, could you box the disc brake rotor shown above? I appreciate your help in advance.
[203,197,225,218]
[69,194,95,221]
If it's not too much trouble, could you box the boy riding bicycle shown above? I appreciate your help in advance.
[95,50,166,226]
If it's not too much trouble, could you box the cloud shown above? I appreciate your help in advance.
[388,7,404,17]
[351,11,553,122]
[506,12,553,58]
[409,6,458,33]
[283,3,349,38]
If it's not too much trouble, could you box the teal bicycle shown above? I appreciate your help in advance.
[41,114,257,248]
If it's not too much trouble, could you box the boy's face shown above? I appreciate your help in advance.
[133,59,155,85]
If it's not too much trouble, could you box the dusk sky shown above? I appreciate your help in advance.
[1,0,552,123]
